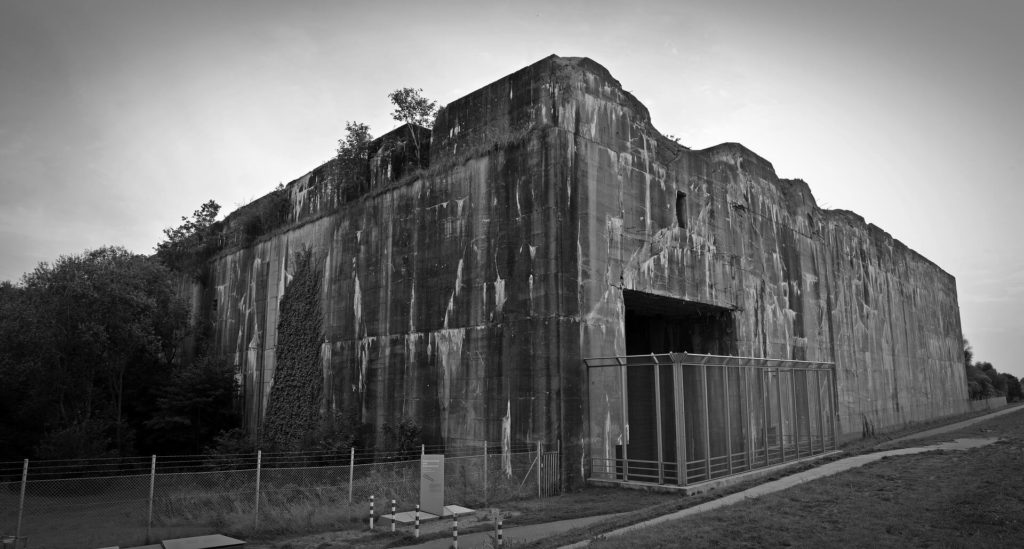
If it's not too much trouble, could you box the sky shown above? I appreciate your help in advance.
[1,0,1021,377]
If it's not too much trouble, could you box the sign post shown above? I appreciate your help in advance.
[420,454,445,516]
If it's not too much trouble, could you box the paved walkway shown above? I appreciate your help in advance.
[397,405,1024,549]
[880,404,1024,446]
[398,512,625,549]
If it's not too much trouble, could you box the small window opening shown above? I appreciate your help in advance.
[675,191,687,228]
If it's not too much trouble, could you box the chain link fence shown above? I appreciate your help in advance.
[0,442,556,549]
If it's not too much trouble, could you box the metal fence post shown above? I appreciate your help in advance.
[776,369,785,460]
[16,458,27,541]
[653,360,664,484]
[348,446,355,503]
[723,366,732,475]
[702,364,711,481]
[253,450,262,531]
[146,455,156,543]
[483,441,488,506]
[536,441,542,498]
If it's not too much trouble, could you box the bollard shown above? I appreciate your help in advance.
[415,504,420,538]
[390,499,396,532]
[369,495,375,530]
[498,515,503,547]
[452,515,459,549]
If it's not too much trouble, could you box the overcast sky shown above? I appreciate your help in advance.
[1,0,1020,377]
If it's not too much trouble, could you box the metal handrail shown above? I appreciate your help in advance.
[584,352,835,370]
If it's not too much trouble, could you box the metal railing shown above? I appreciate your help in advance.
[586,352,837,487]
[0,442,559,549]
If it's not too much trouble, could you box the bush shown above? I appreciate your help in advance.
[35,418,119,461]
[381,417,423,461]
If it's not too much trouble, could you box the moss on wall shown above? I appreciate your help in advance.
[261,249,323,450]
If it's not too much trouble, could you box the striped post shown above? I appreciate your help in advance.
[369,495,375,530]
[390,499,396,532]
[414,504,420,538]
[452,515,459,548]
[497,515,503,547]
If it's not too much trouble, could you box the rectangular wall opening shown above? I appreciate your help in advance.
[621,291,736,483]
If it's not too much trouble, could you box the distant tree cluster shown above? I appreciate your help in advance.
[963,339,1022,401]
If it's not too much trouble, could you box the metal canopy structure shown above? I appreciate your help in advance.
[585,353,838,487]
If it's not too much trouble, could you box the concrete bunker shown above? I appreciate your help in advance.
[197,55,967,490]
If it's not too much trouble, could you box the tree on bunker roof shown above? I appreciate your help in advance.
[388,87,437,161]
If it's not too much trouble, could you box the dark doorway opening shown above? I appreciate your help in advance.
[622,290,735,482]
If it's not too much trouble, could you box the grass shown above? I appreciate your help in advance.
[3,452,550,548]
[579,408,1024,548]
[14,408,1021,548]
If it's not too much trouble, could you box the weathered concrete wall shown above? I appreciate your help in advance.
[562,57,967,456]
[204,75,582,485]
[197,55,966,486]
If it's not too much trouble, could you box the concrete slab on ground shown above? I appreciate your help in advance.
[383,504,475,524]
[160,534,245,549]
[589,451,842,496]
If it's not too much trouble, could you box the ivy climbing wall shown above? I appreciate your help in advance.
[260,249,323,449]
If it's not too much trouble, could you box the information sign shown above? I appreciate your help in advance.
[419,454,445,516]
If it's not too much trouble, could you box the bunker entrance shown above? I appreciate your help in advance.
[589,291,837,487]
[622,291,736,482]
[623,290,736,356]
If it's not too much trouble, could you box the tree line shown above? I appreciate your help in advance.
[964,339,1022,401]
[0,203,241,461]
[0,88,439,462]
